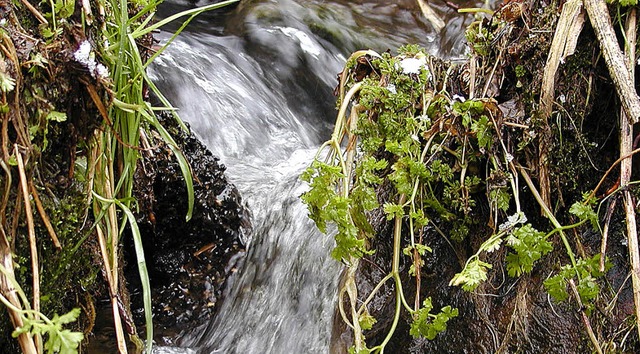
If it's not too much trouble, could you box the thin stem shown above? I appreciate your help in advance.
[374,194,410,352]
[357,273,394,315]
[14,145,41,352]
[517,165,577,269]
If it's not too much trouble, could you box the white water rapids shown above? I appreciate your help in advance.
[148,1,486,352]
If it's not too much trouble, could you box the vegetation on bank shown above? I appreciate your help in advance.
[1,0,237,352]
[303,1,640,352]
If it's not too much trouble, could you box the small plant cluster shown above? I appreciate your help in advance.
[302,42,613,351]
[302,44,512,352]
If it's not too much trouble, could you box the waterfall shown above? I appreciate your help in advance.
[148,0,483,352]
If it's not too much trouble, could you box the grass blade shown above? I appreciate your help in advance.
[131,0,240,38]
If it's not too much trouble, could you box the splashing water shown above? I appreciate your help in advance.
[149,1,489,352]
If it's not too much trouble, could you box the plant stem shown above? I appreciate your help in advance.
[568,279,603,353]
[14,145,42,352]
[376,194,409,352]
[517,165,577,269]
[584,0,640,123]
[620,7,640,342]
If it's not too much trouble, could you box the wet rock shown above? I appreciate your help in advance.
[127,113,251,343]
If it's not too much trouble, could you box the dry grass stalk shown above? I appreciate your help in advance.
[619,7,640,342]
[416,0,445,32]
[568,279,603,353]
[92,132,129,354]
[17,0,47,24]
[538,0,585,210]
[0,160,37,354]
[14,145,42,352]
[585,0,640,124]
[29,182,61,249]
[539,0,585,118]
[96,224,128,354]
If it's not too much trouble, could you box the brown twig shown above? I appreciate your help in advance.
[14,145,42,352]
[10,187,22,252]
[84,81,159,152]
[586,146,640,202]
[619,7,640,342]
[29,181,61,250]
[584,0,640,124]
[18,0,48,25]
[1,33,30,149]
[568,279,603,354]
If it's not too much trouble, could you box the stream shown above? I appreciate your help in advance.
[148,0,488,352]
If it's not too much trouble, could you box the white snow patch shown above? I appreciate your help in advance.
[73,41,109,80]
[387,83,397,94]
[397,57,426,75]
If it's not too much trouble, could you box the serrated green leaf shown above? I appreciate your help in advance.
[577,276,599,305]
[544,273,569,302]
[505,224,552,277]
[383,202,405,220]
[410,297,458,339]
[46,111,67,123]
[569,201,599,230]
[471,115,492,149]
[359,310,377,331]
[450,258,492,291]
[54,308,81,325]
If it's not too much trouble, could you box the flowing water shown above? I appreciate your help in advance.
[148,1,489,352]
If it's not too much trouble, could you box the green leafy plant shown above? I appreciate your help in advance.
[0,264,82,354]
[88,0,238,353]
[302,45,509,352]
[13,309,83,354]
[544,254,610,313]
[409,298,459,340]
[303,38,617,352]
[3,0,239,352]
[505,224,553,277]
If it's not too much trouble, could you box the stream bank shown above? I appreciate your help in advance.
[0,0,249,351]
[321,1,640,353]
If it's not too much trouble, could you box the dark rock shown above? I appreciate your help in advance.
[127,113,251,343]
